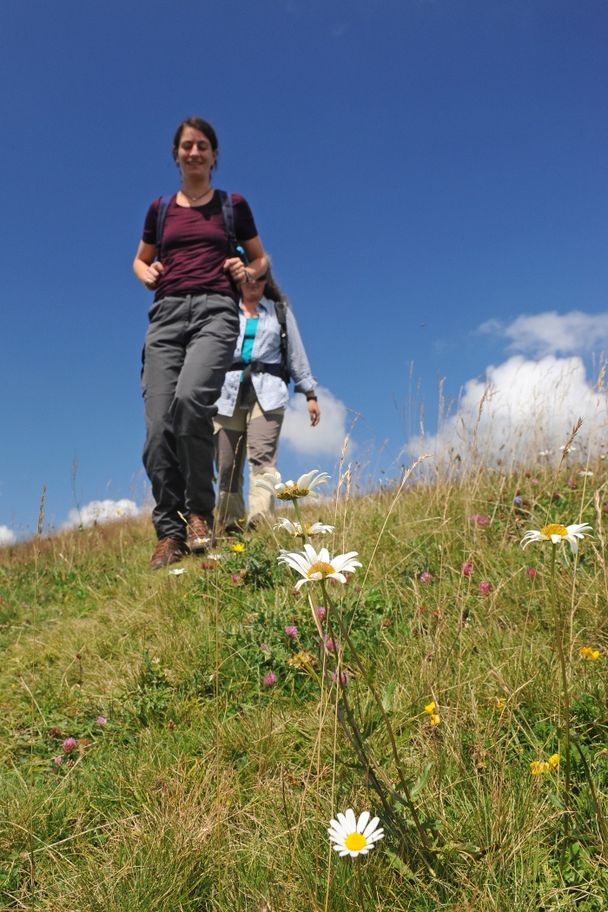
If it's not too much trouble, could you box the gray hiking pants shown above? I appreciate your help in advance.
[142,293,240,540]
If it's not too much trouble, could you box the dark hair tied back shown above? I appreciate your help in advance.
[172,117,219,159]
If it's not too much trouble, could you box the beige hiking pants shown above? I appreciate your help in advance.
[214,383,284,527]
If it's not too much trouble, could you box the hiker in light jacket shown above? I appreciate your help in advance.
[214,268,320,533]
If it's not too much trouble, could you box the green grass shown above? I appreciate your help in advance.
[1,464,607,910]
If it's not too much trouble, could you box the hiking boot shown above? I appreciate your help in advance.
[186,514,213,553]
[223,520,245,537]
[150,537,189,570]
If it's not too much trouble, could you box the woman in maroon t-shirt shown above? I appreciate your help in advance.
[133,116,268,569]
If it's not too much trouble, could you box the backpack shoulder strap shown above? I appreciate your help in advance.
[155,194,173,260]
[274,299,290,383]
[218,190,248,262]
[218,190,235,253]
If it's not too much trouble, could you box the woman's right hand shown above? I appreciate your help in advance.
[141,261,164,290]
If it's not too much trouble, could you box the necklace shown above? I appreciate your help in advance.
[180,186,213,203]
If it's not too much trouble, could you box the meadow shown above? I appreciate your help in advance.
[0,456,606,911]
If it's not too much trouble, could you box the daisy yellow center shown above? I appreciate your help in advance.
[307,561,334,577]
[540,523,568,538]
[344,832,367,851]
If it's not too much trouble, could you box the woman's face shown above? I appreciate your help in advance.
[175,125,217,180]
[241,276,267,305]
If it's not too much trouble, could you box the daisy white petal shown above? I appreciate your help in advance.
[304,523,336,535]
[327,808,384,859]
[296,469,330,491]
[344,808,357,831]
[274,519,335,536]
[277,544,361,588]
[278,550,311,574]
[361,814,380,837]
[326,572,347,585]
[274,517,300,535]
[254,470,282,495]
[521,522,592,555]
[330,551,363,573]
[357,810,370,833]
[270,469,331,500]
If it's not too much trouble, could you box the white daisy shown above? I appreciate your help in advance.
[520,522,592,555]
[255,469,330,500]
[278,543,361,590]
[274,518,335,536]
[328,809,384,858]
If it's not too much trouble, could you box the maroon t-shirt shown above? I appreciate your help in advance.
[142,191,258,302]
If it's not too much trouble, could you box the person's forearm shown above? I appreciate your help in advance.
[133,258,149,283]
[243,255,269,282]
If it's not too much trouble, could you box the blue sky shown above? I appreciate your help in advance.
[1,0,607,539]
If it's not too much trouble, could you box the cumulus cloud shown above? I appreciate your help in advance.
[63,498,142,530]
[405,354,608,467]
[0,525,17,546]
[481,310,608,357]
[281,385,350,458]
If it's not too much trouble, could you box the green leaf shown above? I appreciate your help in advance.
[410,762,432,799]
[382,681,396,711]
[384,848,418,882]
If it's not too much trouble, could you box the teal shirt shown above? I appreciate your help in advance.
[241,317,259,363]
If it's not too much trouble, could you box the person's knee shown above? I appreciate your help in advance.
[172,391,215,436]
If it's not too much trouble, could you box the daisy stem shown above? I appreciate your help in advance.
[550,543,572,859]
[572,738,608,856]
[321,582,435,862]
[292,498,307,546]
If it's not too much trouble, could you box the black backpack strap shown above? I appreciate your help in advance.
[218,189,248,263]
[155,194,173,260]
[274,299,290,384]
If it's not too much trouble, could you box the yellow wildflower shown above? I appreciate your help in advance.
[548,753,560,769]
[530,760,550,775]
[288,650,316,669]
[429,713,441,726]
[580,645,601,661]
[494,697,506,710]
[231,542,246,553]
[424,701,436,715]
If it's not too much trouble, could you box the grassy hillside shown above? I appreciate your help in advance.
[1,462,606,910]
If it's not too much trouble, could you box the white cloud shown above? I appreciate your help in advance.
[63,498,142,530]
[0,525,16,545]
[281,385,350,458]
[481,310,608,357]
[405,354,608,467]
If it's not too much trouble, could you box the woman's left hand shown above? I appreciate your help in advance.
[307,400,321,427]
[223,257,249,285]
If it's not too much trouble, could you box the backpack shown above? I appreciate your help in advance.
[154,190,245,261]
